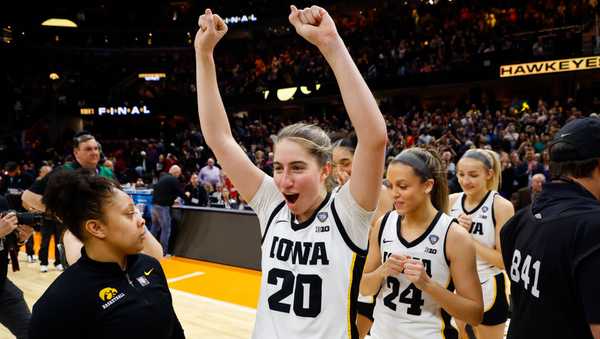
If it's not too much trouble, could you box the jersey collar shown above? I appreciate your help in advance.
[80,247,139,275]
[290,192,332,231]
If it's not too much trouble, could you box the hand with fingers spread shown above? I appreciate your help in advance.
[377,254,408,279]
[457,213,473,232]
[288,5,341,52]
[402,258,432,291]
[194,8,228,55]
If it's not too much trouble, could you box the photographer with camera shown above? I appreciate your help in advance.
[1,162,36,263]
[1,195,35,339]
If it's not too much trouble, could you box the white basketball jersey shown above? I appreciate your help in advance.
[253,191,366,339]
[449,191,501,282]
[371,211,457,339]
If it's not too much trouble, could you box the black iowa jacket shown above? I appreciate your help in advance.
[501,180,600,339]
[29,249,184,339]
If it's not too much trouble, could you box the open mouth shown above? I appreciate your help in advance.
[283,193,300,204]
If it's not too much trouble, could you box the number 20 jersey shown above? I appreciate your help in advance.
[371,210,458,339]
[252,184,369,339]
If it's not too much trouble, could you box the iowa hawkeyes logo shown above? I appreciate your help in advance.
[99,287,119,302]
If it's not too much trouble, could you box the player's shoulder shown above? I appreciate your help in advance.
[373,210,394,238]
[449,192,462,205]
[491,192,510,205]
[445,221,475,261]
[492,193,514,214]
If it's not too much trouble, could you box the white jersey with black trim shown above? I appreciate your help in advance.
[249,176,373,339]
[449,191,502,282]
[370,210,457,339]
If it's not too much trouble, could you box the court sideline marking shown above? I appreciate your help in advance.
[167,271,205,283]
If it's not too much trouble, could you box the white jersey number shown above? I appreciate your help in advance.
[509,249,541,298]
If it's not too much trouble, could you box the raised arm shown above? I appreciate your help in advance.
[288,5,387,211]
[194,9,265,201]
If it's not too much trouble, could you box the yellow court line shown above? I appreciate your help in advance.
[161,257,262,309]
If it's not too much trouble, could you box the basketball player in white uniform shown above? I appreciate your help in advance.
[449,149,515,339]
[332,135,394,339]
[195,5,387,338]
[361,148,483,339]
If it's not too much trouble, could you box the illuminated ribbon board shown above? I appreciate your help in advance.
[138,73,166,81]
[80,105,151,116]
[224,14,257,25]
[500,56,600,78]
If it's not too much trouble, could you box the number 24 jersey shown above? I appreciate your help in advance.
[371,210,458,339]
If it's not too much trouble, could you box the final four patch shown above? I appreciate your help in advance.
[429,234,440,245]
[317,212,328,222]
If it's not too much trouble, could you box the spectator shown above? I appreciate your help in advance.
[220,187,239,209]
[103,159,114,171]
[199,158,222,191]
[184,173,209,207]
[532,37,545,57]
[0,162,34,196]
[151,165,186,256]
[514,173,546,211]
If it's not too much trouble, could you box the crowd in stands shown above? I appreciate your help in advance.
[2,96,598,212]
[2,0,600,210]
[3,0,598,123]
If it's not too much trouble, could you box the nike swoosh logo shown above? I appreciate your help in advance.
[560,133,571,138]
[144,268,154,276]
[382,239,393,244]
[275,220,288,224]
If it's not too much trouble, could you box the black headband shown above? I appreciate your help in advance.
[463,151,492,169]
[394,152,432,179]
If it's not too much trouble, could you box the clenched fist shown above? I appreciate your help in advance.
[288,5,342,53]
[194,9,228,55]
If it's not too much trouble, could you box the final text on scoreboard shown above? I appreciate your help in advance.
[80,105,151,116]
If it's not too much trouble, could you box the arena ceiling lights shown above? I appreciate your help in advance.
[41,18,78,28]
[266,84,322,101]
[277,87,297,101]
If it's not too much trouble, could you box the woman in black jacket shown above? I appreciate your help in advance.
[29,169,184,339]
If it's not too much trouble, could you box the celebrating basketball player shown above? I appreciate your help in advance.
[195,5,387,338]
[361,148,483,339]
[450,149,514,339]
